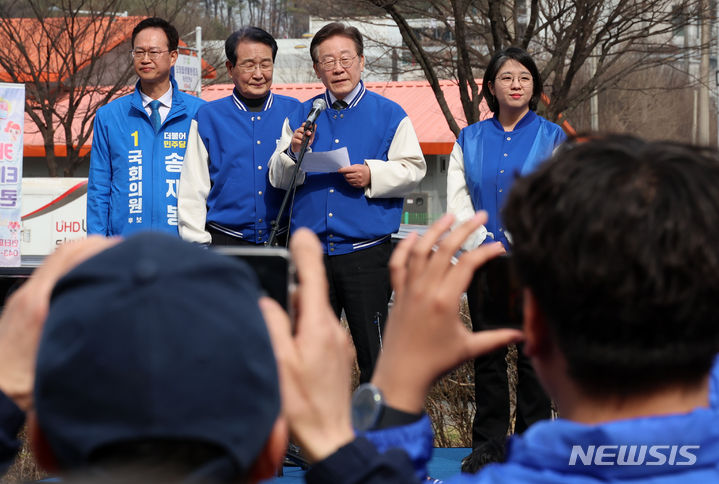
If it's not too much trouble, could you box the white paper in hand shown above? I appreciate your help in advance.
[302,147,351,173]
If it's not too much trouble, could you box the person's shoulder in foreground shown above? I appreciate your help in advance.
[280,134,719,484]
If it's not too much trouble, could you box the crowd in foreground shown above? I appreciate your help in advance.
[0,134,718,483]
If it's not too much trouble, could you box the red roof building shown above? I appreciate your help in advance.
[0,16,216,85]
[24,80,488,158]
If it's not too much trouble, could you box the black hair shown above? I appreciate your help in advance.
[481,46,542,115]
[503,135,719,396]
[310,22,363,63]
[225,26,278,65]
[131,17,179,52]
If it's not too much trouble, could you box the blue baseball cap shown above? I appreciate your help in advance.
[34,232,280,477]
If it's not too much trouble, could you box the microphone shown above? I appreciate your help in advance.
[303,98,327,128]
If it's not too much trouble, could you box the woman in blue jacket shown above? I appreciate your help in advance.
[446,46,566,471]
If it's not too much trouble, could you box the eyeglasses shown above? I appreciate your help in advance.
[236,61,273,73]
[317,55,357,71]
[495,74,533,87]
[130,49,171,60]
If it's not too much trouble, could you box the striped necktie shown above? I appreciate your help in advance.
[332,99,348,110]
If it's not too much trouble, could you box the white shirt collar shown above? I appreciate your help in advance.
[141,84,173,108]
[328,80,363,107]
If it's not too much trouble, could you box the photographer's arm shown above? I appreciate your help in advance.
[372,212,523,414]
[260,230,420,484]
[260,228,354,462]
[261,216,522,484]
[330,213,523,482]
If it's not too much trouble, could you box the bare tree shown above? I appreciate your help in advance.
[0,0,138,176]
[0,0,190,176]
[193,0,306,38]
[582,61,702,142]
[198,0,239,31]
[304,0,706,136]
[235,0,307,37]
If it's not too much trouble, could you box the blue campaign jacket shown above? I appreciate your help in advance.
[194,92,299,243]
[458,111,565,248]
[87,78,205,236]
[285,87,410,255]
[307,357,719,484]
[309,409,719,484]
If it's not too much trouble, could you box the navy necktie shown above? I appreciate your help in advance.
[332,99,348,111]
[149,100,162,133]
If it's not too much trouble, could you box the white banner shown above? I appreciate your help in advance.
[175,54,202,92]
[0,83,24,266]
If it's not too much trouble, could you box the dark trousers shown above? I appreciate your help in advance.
[466,271,551,448]
[324,240,392,383]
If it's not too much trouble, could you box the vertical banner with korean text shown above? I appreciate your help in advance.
[0,83,24,266]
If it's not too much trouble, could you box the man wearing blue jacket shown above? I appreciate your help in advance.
[178,26,299,246]
[87,17,205,236]
[268,22,426,383]
[267,135,719,483]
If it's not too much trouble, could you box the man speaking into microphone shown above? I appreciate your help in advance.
[268,22,426,383]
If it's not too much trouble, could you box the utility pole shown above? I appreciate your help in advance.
[715,0,719,147]
[195,26,202,97]
[699,0,710,145]
[589,50,599,131]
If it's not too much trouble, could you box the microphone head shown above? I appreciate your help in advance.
[312,98,327,112]
[306,98,328,124]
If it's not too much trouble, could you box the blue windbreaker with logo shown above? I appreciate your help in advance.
[87,77,205,236]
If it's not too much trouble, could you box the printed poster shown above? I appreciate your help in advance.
[0,83,24,266]
[174,54,201,93]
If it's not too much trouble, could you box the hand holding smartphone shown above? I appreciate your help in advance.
[468,255,523,329]
[214,246,295,312]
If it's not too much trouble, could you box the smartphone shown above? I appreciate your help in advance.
[468,255,523,329]
[213,246,295,312]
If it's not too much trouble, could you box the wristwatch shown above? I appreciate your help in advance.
[351,383,385,431]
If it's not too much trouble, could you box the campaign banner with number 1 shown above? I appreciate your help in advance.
[0,83,24,266]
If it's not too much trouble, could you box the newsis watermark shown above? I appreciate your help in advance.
[569,445,700,466]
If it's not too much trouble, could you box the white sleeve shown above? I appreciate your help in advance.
[446,141,488,250]
[268,117,306,189]
[364,116,426,198]
[178,119,212,244]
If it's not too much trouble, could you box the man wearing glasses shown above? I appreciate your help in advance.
[178,27,299,246]
[88,17,205,237]
[268,22,426,383]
